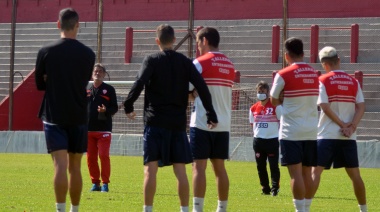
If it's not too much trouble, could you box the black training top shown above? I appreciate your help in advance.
[124,50,218,131]
[35,38,95,126]
[87,82,118,132]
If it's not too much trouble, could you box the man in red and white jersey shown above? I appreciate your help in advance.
[189,27,235,212]
[310,46,367,212]
[249,81,281,196]
[270,37,319,212]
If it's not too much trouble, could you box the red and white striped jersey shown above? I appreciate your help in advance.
[317,70,364,140]
[190,52,235,131]
[249,101,281,139]
[270,62,319,140]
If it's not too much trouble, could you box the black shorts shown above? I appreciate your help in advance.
[189,127,229,160]
[317,139,359,169]
[280,139,317,166]
[44,123,88,154]
[143,125,193,166]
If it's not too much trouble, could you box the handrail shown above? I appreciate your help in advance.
[272,24,359,63]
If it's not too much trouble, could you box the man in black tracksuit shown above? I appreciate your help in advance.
[123,24,218,212]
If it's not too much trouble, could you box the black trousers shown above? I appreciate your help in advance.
[253,137,280,191]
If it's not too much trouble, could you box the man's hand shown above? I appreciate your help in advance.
[97,104,106,113]
[207,121,218,130]
[126,111,136,120]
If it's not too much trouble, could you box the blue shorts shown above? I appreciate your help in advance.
[44,123,88,154]
[189,127,229,160]
[280,139,317,166]
[143,125,193,166]
[317,139,359,169]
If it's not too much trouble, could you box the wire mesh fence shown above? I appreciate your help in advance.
[0,11,380,138]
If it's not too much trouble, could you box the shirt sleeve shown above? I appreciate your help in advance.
[317,81,329,104]
[189,59,203,91]
[124,56,152,113]
[107,85,119,116]
[249,107,254,124]
[356,81,365,103]
[270,73,285,99]
[35,48,46,90]
[275,105,282,120]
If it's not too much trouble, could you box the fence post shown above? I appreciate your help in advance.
[354,70,363,89]
[232,71,241,110]
[272,25,280,63]
[351,24,359,63]
[125,27,133,64]
[310,25,319,63]
[195,26,203,58]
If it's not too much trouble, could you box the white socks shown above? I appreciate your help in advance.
[359,204,367,212]
[193,197,204,212]
[180,206,189,212]
[216,200,228,212]
[304,198,312,212]
[293,199,305,212]
[143,205,153,212]
[70,205,79,212]
[56,203,66,212]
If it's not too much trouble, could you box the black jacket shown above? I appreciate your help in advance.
[35,38,95,125]
[124,50,218,131]
[87,82,118,132]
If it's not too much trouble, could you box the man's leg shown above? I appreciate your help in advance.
[345,167,366,205]
[173,163,190,207]
[287,163,305,199]
[310,166,324,198]
[192,159,207,212]
[144,161,158,206]
[211,159,229,212]
[87,134,100,185]
[256,152,270,194]
[68,153,84,206]
[51,150,69,204]
[98,134,112,184]
[268,153,280,194]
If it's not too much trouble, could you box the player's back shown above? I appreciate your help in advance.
[276,63,319,140]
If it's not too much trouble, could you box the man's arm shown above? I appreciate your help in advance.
[107,85,119,116]
[124,56,152,116]
[319,103,347,128]
[35,50,46,90]
[189,64,218,126]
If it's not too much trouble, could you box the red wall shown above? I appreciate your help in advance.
[1,0,380,23]
[0,70,44,131]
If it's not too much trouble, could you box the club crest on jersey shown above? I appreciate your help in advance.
[256,153,260,158]
[102,89,107,94]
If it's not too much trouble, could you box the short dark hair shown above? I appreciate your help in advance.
[196,27,220,48]
[94,63,106,72]
[59,8,79,31]
[156,24,175,45]
[256,81,269,91]
[284,37,304,58]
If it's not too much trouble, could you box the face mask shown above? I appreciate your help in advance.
[257,93,267,101]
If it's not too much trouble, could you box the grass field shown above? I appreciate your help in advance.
[0,153,379,212]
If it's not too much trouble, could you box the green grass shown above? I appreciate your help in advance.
[0,153,379,212]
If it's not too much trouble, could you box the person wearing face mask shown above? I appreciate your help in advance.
[249,81,281,196]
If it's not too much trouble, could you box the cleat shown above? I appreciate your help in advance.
[101,183,109,192]
[90,184,101,192]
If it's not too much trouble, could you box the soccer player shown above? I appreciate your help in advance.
[310,46,367,212]
[270,37,319,212]
[249,81,281,196]
[123,24,218,212]
[86,63,118,192]
[35,8,95,212]
[189,27,235,212]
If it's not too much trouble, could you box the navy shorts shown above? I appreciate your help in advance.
[143,125,193,166]
[280,139,317,166]
[317,139,359,169]
[189,127,229,160]
[44,123,88,154]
